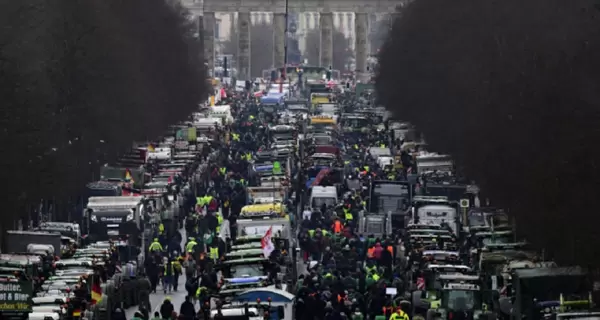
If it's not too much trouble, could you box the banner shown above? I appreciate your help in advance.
[0,280,33,312]
[310,168,331,188]
[261,226,275,258]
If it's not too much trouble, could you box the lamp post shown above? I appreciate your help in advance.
[279,0,289,93]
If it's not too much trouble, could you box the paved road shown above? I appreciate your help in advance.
[126,229,189,319]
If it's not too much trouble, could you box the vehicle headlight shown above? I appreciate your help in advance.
[91,215,97,222]
[126,212,134,221]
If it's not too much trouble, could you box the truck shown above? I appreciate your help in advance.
[412,196,460,235]
[369,180,414,232]
[247,186,287,205]
[100,165,149,189]
[502,267,592,320]
[83,196,145,244]
[2,230,62,257]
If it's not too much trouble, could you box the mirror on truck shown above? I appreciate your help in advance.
[277,306,285,319]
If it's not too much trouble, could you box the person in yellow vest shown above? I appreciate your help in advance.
[158,223,165,235]
[149,238,163,252]
[343,206,353,221]
[196,197,204,212]
[390,308,409,320]
[232,133,240,141]
[216,212,223,233]
[209,246,219,261]
[185,237,198,253]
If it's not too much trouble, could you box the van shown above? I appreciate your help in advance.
[309,186,338,209]
[209,105,234,124]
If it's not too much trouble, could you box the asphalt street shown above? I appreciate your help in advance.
[125,214,307,318]
[125,229,188,319]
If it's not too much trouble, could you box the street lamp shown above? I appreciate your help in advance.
[279,0,289,93]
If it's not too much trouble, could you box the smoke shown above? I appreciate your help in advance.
[0,0,207,221]
[376,0,600,265]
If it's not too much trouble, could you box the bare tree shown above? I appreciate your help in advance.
[0,0,207,226]
[376,0,600,265]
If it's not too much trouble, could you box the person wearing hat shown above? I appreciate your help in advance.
[160,297,174,319]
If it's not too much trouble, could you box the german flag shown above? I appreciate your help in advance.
[90,276,102,305]
[124,168,134,183]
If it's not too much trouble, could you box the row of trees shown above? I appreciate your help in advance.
[221,21,391,77]
[0,0,207,225]
[376,0,600,266]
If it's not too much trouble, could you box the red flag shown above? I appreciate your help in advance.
[311,168,331,187]
[261,226,274,258]
[416,277,425,290]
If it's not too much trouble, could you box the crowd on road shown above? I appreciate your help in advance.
[2,75,597,320]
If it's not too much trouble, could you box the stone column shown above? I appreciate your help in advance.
[355,12,369,82]
[237,11,251,80]
[319,12,333,68]
[203,12,216,77]
[273,12,286,70]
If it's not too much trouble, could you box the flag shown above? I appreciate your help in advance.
[147,144,155,152]
[416,277,425,290]
[272,161,282,175]
[261,226,275,258]
[90,276,102,305]
[124,169,134,183]
[311,168,331,188]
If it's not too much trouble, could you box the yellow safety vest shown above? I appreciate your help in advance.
[366,265,377,274]
[216,214,223,232]
[196,286,207,297]
[344,209,353,220]
[149,242,162,251]
[209,247,219,259]
[186,241,197,252]
[158,223,164,234]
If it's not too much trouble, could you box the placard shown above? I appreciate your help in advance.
[0,280,33,312]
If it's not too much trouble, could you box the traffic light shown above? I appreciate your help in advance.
[223,57,229,77]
